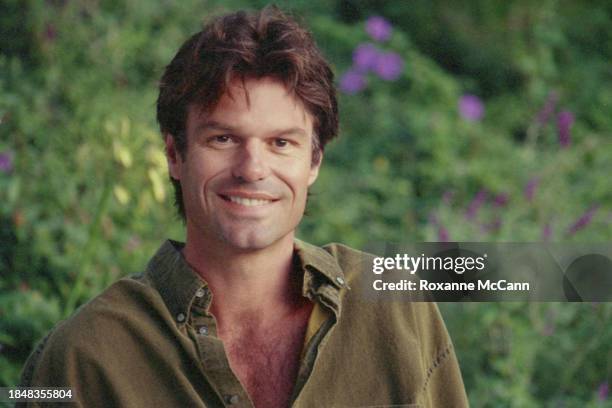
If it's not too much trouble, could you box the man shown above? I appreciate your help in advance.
[20,7,468,407]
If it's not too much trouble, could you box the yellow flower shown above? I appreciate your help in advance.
[373,156,389,173]
[148,168,166,203]
[112,141,132,168]
[113,185,130,205]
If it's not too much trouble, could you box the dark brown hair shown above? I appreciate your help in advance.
[156,6,338,220]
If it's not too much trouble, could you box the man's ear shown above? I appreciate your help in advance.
[165,134,182,181]
[308,151,323,186]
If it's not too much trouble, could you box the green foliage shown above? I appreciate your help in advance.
[440,302,612,407]
[1,1,610,406]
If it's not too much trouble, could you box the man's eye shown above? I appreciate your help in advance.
[207,135,235,147]
[274,138,290,148]
[214,135,231,143]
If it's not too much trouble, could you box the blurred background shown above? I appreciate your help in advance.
[1,0,611,406]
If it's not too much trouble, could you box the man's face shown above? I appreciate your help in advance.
[166,77,321,251]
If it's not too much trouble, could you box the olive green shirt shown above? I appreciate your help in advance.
[20,240,468,407]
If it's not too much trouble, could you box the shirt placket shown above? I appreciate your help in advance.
[190,286,253,408]
[291,280,342,406]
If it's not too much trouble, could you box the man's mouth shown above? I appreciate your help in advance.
[219,194,277,207]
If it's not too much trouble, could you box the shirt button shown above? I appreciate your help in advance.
[336,276,345,285]
[224,394,240,405]
[195,288,205,298]
[198,325,209,335]
[176,313,186,323]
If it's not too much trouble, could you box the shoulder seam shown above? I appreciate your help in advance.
[19,331,54,387]
[421,344,453,393]
[322,242,374,257]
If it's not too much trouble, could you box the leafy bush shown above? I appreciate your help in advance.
[1,1,610,406]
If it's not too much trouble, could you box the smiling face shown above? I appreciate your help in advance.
[166,77,321,251]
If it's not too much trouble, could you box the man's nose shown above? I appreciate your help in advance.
[231,140,271,182]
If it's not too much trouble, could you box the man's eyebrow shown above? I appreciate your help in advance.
[274,127,308,138]
[194,120,236,133]
[195,121,308,138]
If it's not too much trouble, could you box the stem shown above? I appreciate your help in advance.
[62,178,112,317]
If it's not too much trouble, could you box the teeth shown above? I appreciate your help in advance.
[227,196,272,206]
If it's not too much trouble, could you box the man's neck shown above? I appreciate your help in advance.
[182,230,304,327]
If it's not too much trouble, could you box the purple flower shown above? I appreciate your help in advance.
[536,91,558,125]
[524,177,539,202]
[557,110,574,148]
[542,308,557,335]
[339,70,367,94]
[542,223,553,242]
[373,51,403,81]
[365,16,392,42]
[598,382,609,401]
[542,322,555,336]
[465,189,488,220]
[353,43,380,72]
[0,151,13,173]
[438,226,450,242]
[481,217,502,234]
[442,190,454,205]
[125,235,142,252]
[458,94,485,121]
[567,205,599,236]
[493,193,509,207]
[45,23,57,41]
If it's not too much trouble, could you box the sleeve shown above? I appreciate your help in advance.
[16,324,122,408]
[417,303,470,407]
[19,332,52,389]
[421,342,469,407]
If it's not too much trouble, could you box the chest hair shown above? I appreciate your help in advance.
[223,311,310,408]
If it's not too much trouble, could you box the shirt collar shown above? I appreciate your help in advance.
[293,239,347,290]
[144,239,348,322]
[144,240,208,322]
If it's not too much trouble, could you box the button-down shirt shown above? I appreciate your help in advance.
[19,239,468,407]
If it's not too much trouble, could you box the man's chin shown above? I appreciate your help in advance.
[219,230,290,252]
